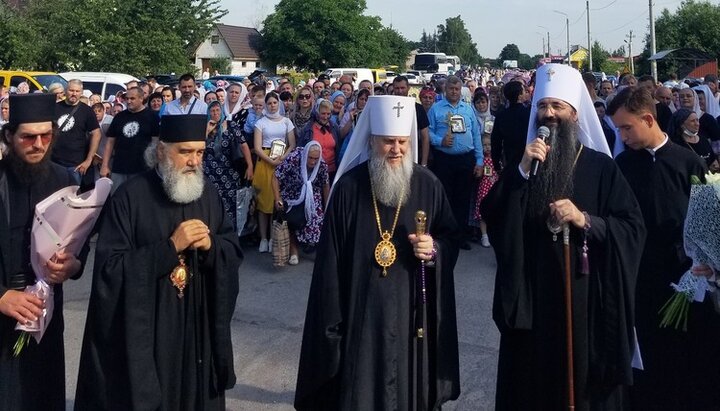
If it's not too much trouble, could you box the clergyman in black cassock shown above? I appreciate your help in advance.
[74,115,242,410]
[294,95,460,411]
[608,87,720,410]
[0,93,88,411]
[481,64,646,410]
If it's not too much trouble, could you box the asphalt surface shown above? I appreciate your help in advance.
[62,240,500,410]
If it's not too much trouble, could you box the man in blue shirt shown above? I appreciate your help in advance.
[428,75,483,249]
[161,73,208,116]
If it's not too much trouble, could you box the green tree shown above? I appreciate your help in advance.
[14,0,225,76]
[0,3,45,69]
[436,16,480,65]
[418,29,438,52]
[210,58,232,75]
[589,41,610,72]
[497,44,521,65]
[260,0,386,71]
[639,0,720,78]
[378,27,413,70]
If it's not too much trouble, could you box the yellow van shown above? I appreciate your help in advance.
[0,71,68,92]
[371,68,387,84]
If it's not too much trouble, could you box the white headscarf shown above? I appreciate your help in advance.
[526,64,611,157]
[692,85,720,118]
[224,83,249,118]
[332,95,418,191]
[287,141,323,222]
[262,92,285,120]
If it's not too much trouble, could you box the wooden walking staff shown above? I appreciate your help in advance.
[562,223,575,410]
[414,210,428,411]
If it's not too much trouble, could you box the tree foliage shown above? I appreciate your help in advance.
[436,16,481,65]
[639,0,720,78]
[260,0,398,71]
[378,27,413,70]
[418,29,438,53]
[498,44,521,64]
[0,0,225,76]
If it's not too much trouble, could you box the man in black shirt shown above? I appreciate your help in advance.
[393,76,430,166]
[100,87,159,191]
[51,79,100,185]
[489,81,531,171]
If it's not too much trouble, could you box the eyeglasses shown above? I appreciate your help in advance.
[17,132,53,147]
[298,94,312,100]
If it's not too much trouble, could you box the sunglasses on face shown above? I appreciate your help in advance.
[18,132,53,147]
[298,94,312,100]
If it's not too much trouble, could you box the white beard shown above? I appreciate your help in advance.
[369,151,413,207]
[159,155,205,204]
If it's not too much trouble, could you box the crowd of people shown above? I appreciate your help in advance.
[0,60,719,410]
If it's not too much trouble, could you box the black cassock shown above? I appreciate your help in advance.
[75,171,242,411]
[294,163,460,411]
[0,161,80,411]
[617,142,720,410]
[481,147,646,410]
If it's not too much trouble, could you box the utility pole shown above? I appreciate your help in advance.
[649,0,657,81]
[539,25,551,59]
[587,1,592,71]
[554,10,571,67]
[625,30,634,74]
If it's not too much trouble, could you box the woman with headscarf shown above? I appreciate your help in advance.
[297,99,340,181]
[204,101,254,230]
[682,86,720,145]
[272,141,329,265]
[419,86,436,113]
[692,84,720,153]
[340,82,354,107]
[253,92,296,253]
[329,90,346,128]
[224,83,250,122]
[0,97,8,127]
[668,108,719,172]
[290,86,314,130]
[472,89,493,133]
[338,88,370,160]
[16,81,30,94]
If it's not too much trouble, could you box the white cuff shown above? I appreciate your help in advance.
[518,164,530,180]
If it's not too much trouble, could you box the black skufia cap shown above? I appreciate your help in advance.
[160,114,207,142]
[8,93,56,125]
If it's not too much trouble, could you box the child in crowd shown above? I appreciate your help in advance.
[244,96,265,135]
[473,133,498,248]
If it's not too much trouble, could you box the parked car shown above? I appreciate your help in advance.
[401,73,425,86]
[60,72,139,100]
[0,70,67,92]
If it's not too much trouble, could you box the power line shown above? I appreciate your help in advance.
[595,10,647,34]
[591,0,617,11]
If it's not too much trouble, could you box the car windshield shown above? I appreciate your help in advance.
[32,74,68,91]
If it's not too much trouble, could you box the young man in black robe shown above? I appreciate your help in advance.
[295,96,460,411]
[75,114,243,410]
[608,87,719,410]
[481,64,646,410]
[0,94,86,411]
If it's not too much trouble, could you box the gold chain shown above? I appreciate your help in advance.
[371,185,404,239]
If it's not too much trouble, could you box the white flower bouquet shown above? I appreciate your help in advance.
[659,173,720,331]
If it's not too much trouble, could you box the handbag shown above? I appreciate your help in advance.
[283,201,307,232]
[271,215,290,267]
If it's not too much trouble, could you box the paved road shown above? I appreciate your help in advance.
[63,242,500,410]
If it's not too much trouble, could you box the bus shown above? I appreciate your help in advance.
[446,55,461,73]
[413,53,452,76]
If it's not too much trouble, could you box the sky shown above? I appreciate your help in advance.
[222,0,686,61]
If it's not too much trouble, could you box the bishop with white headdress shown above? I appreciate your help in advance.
[295,95,461,410]
[481,64,646,409]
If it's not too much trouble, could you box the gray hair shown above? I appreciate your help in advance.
[67,79,83,89]
[446,76,462,87]
[144,140,162,168]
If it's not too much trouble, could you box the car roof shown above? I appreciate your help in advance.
[59,72,139,82]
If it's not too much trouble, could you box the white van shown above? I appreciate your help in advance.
[59,72,140,101]
[323,68,374,89]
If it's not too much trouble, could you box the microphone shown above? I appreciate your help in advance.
[530,126,551,177]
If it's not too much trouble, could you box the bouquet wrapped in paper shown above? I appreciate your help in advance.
[13,178,112,355]
[659,173,720,330]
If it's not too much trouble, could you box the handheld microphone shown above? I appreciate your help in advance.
[530,126,551,177]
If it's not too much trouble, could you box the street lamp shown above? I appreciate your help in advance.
[553,10,571,67]
[536,32,546,58]
[538,25,550,59]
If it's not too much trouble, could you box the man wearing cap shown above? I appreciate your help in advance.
[51,79,101,185]
[295,95,460,410]
[0,94,86,410]
[481,64,645,409]
[75,114,242,410]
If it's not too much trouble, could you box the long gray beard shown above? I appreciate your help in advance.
[369,152,413,207]
[158,154,205,204]
[526,119,579,221]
